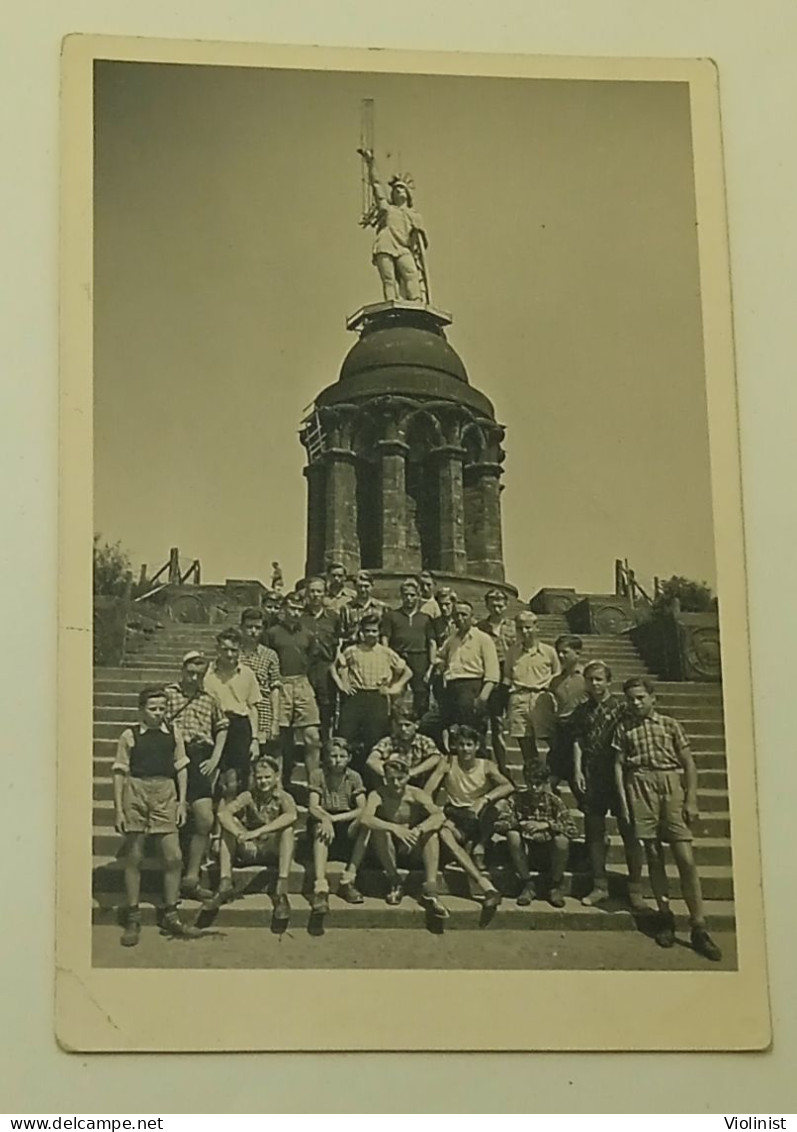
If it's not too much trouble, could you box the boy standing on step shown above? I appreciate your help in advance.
[113,685,199,946]
[164,650,229,902]
[613,677,722,961]
[502,611,561,768]
[571,661,646,910]
[203,627,261,800]
[216,755,298,928]
[548,635,587,791]
[239,608,281,756]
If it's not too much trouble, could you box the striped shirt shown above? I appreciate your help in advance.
[163,684,229,746]
[240,644,281,740]
[308,767,365,814]
[612,711,690,772]
[340,643,406,692]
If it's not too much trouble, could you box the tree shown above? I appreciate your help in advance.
[653,575,716,614]
[93,534,132,598]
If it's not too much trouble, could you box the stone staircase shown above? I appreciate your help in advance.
[92,614,734,932]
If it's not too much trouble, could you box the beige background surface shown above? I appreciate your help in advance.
[4,0,797,1114]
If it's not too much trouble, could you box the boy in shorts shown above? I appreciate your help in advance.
[425,725,512,908]
[265,592,323,785]
[503,612,561,768]
[112,685,199,945]
[571,661,645,910]
[614,677,722,961]
[216,756,298,927]
[360,754,449,918]
[366,704,443,788]
[307,737,369,911]
[494,760,579,907]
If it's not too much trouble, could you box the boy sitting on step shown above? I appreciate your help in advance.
[424,724,512,909]
[360,754,449,918]
[493,760,579,907]
[307,737,369,913]
[215,756,297,928]
[366,704,443,789]
[112,684,200,946]
[613,677,722,962]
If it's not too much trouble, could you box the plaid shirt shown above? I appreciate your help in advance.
[239,644,281,740]
[307,767,365,814]
[499,786,579,841]
[612,711,690,772]
[339,598,387,645]
[340,643,405,691]
[370,733,441,770]
[571,693,625,770]
[163,684,228,746]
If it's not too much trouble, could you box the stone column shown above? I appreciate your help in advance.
[435,445,467,574]
[464,462,505,581]
[303,462,326,576]
[377,439,410,572]
[322,450,360,575]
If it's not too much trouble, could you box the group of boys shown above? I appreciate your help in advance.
[111,567,721,962]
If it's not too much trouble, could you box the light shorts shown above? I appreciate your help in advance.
[123,776,178,835]
[626,769,693,843]
[279,675,321,732]
[235,833,284,864]
[507,688,555,740]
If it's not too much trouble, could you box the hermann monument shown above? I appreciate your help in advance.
[300,133,517,605]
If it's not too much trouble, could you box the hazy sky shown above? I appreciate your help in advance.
[94,61,716,597]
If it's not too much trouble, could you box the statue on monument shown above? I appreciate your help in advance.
[357,147,430,304]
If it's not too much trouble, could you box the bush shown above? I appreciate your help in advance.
[93,534,132,598]
[653,575,716,614]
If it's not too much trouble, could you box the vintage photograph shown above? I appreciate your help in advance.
[58,37,767,1051]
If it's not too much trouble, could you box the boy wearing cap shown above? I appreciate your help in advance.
[164,651,229,901]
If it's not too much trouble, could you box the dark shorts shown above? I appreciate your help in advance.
[309,817,362,860]
[548,718,576,781]
[185,740,216,804]
[487,682,510,720]
[444,803,490,846]
[441,679,488,733]
[235,833,283,864]
[220,714,253,795]
[577,760,624,820]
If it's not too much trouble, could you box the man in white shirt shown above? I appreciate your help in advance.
[203,627,261,799]
[436,601,500,741]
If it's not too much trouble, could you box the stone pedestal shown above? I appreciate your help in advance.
[300,301,514,595]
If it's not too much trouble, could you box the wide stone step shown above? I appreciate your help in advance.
[91,891,737,932]
[91,856,735,901]
[91,822,732,865]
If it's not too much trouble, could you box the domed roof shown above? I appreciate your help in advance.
[340,324,469,385]
[317,312,495,419]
